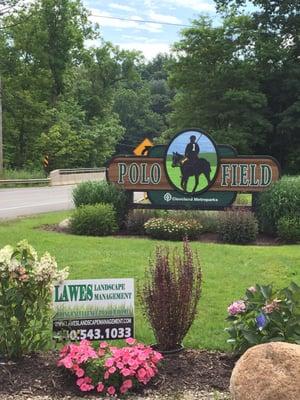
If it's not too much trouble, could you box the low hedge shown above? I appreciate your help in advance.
[217,211,258,244]
[72,181,130,228]
[70,203,118,236]
[256,176,300,235]
[277,215,300,243]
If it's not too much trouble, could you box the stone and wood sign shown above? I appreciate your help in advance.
[106,129,281,210]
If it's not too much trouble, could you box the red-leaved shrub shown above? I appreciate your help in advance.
[139,239,202,351]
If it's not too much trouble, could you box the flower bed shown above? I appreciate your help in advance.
[58,338,163,397]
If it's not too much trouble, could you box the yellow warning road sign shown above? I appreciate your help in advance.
[133,138,154,156]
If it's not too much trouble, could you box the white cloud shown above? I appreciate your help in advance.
[148,10,182,24]
[109,3,136,13]
[162,0,215,12]
[89,9,162,32]
[117,41,170,60]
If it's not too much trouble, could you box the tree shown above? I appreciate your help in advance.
[164,17,271,153]
[214,0,300,172]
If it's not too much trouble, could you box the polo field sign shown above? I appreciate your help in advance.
[106,129,281,209]
[53,278,134,341]
[107,156,279,192]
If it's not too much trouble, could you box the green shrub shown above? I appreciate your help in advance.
[126,209,165,235]
[226,282,300,354]
[217,211,258,244]
[0,240,68,359]
[70,203,118,236]
[72,181,130,227]
[144,217,202,241]
[277,215,300,243]
[256,176,300,235]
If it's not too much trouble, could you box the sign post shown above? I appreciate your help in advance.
[53,278,134,341]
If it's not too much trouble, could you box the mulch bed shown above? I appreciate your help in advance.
[0,349,236,398]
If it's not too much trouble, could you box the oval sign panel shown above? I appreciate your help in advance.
[164,129,219,194]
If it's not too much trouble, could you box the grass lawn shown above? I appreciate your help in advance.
[166,153,217,193]
[1,211,300,351]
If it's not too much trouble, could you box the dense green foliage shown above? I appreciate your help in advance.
[144,217,202,241]
[226,282,300,354]
[257,176,300,235]
[72,181,130,227]
[277,216,300,244]
[1,0,299,174]
[0,0,172,170]
[0,240,68,358]
[164,0,300,173]
[217,211,258,244]
[70,203,118,236]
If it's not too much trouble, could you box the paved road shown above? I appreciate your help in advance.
[0,185,75,219]
[0,185,144,220]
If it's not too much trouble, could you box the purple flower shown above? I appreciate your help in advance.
[227,300,246,316]
[256,313,267,331]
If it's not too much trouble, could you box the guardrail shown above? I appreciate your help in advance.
[0,178,50,186]
[58,168,105,175]
[0,168,106,187]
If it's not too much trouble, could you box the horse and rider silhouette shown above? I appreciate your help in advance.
[171,135,211,193]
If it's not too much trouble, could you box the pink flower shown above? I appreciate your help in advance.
[121,368,131,377]
[79,383,94,391]
[100,341,108,348]
[104,371,110,380]
[98,349,105,357]
[137,368,147,382]
[105,358,114,368]
[128,359,139,370]
[116,361,124,369]
[77,376,94,391]
[74,365,84,377]
[97,382,105,392]
[125,337,136,345]
[109,366,116,374]
[227,300,246,316]
[248,286,257,293]
[123,379,133,389]
[120,384,129,394]
[107,386,116,395]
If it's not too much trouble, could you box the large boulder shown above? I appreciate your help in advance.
[230,342,300,400]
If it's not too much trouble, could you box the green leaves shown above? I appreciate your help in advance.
[0,241,67,359]
[226,281,300,354]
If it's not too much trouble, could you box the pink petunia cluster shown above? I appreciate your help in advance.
[57,338,163,397]
[227,300,247,315]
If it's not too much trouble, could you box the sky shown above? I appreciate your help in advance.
[167,131,216,155]
[83,0,217,59]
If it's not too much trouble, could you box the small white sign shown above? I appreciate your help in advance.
[53,279,134,341]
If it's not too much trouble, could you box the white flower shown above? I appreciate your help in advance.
[8,259,20,273]
[0,245,13,265]
[33,252,58,282]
